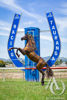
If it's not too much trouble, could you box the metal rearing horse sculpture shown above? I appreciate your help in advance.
[8,33,53,85]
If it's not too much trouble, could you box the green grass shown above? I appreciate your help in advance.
[0,79,67,100]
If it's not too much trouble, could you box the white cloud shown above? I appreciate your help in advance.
[59,2,67,15]
[40,35,67,43]
[0,26,9,31]
[0,24,25,36]
[0,29,24,37]
[61,2,67,7]
[0,20,10,31]
[18,28,24,32]
[40,35,52,41]
[0,28,67,43]
[0,20,24,34]
[0,32,9,36]
[54,2,67,35]
[55,17,67,34]
[0,20,9,26]
[61,37,67,43]
[0,0,46,23]
[0,20,10,27]
[23,21,35,26]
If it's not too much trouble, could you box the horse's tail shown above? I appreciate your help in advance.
[46,65,53,78]
[8,47,18,51]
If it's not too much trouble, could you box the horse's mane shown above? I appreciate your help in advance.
[27,34,36,50]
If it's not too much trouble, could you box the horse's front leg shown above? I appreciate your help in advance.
[8,47,26,56]
[18,48,26,55]
[8,47,18,51]
[16,49,20,57]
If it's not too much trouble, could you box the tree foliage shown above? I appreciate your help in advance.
[55,59,63,65]
[0,60,6,67]
[65,61,67,65]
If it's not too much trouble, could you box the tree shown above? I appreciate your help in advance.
[0,60,6,67]
[60,59,63,64]
[65,61,67,65]
[55,60,60,65]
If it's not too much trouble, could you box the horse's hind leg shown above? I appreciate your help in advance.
[36,63,45,86]
[41,73,45,86]
[46,65,53,78]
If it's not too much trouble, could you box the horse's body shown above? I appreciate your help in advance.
[26,51,40,62]
[8,33,53,85]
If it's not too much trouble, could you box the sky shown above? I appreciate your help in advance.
[0,0,67,59]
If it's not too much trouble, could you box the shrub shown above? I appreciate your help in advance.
[0,60,6,67]
[65,61,67,65]
[55,60,60,65]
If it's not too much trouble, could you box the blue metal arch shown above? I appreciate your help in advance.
[8,12,61,81]
[46,12,61,67]
[8,14,25,68]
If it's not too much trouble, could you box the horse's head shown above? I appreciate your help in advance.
[21,32,37,50]
[21,32,33,41]
[21,34,28,41]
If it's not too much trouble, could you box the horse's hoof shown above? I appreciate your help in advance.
[8,48,11,51]
[41,81,44,86]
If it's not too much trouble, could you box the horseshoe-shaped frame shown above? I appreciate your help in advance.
[46,12,61,67]
[8,12,61,78]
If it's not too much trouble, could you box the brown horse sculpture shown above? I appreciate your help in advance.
[8,33,53,85]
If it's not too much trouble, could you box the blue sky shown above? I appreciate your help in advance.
[0,0,67,59]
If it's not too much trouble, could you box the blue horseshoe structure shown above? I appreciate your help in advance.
[8,12,61,81]
[46,12,61,67]
[8,14,25,68]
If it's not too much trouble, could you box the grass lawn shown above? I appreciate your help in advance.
[0,79,67,100]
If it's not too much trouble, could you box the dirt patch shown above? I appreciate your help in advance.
[0,72,25,80]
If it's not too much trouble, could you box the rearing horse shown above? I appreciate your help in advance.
[8,33,53,85]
